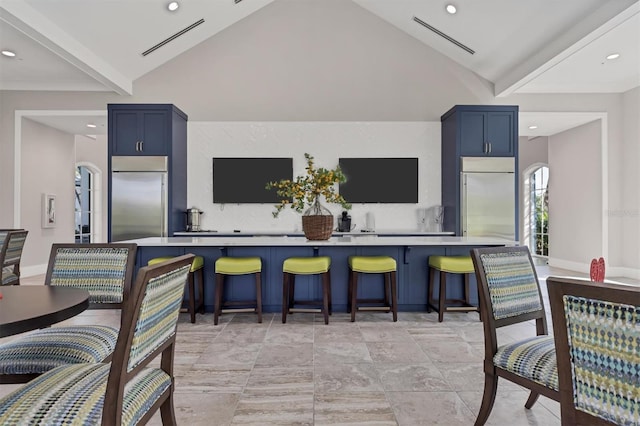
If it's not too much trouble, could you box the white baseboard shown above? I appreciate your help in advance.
[21,264,48,277]
[547,258,640,280]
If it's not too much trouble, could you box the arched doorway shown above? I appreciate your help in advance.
[524,165,549,258]
[75,162,102,243]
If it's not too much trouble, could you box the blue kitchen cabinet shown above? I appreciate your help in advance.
[108,104,187,156]
[441,105,519,237]
[451,106,518,157]
[107,104,188,240]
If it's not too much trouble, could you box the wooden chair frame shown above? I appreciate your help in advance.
[102,254,194,425]
[470,246,559,426]
[547,276,640,426]
[0,229,29,286]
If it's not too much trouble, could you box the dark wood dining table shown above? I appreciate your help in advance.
[0,286,90,338]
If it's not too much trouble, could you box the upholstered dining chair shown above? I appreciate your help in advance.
[547,276,639,426]
[0,242,137,383]
[470,246,559,426]
[0,254,194,425]
[0,229,28,286]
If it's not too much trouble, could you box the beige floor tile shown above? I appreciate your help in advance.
[314,342,372,365]
[367,341,430,364]
[376,363,450,392]
[386,391,476,425]
[314,363,383,393]
[147,393,239,426]
[231,391,315,425]
[458,389,560,425]
[244,366,314,394]
[418,340,483,363]
[255,342,314,367]
[314,392,397,425]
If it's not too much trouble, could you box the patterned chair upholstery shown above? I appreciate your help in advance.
[470,246,559,426]
[0,243,137,384]
[0,254,194,425]
[0,229,28,286]
[548,276,640,426]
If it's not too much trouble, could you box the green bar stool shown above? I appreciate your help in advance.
[148,255,205,323]
[348,256,398,322]
[282,256,332,325]
[214,257,262,325]
[427,255,479,322]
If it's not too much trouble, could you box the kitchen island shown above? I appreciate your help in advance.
[126,236,516,313]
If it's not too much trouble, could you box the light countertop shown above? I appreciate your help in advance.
[123,235,517,247]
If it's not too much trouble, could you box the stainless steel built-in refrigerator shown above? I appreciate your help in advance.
[460,157,515,239]
[111,156,168,241]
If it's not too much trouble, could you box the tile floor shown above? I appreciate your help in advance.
[2,264,637,425]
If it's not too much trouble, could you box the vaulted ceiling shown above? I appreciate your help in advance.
[1,0,638,135]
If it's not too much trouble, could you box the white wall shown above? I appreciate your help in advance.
[20,119,76,273]
[548,120,602,269]
[188,122,441,233]
[620,87,640,273]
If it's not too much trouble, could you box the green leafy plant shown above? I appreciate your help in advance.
[266,153,351,217]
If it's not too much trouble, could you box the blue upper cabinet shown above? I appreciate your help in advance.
[108,104,186,156]
[453,106,518,157]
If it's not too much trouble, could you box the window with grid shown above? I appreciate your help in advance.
[75,166,94,243]
[529,166,549,256]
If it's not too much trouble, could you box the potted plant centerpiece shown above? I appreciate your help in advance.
[266,153,351,240]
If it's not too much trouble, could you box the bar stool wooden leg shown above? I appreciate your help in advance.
[282,272,290,323]
[427,267,435,313]
[255,271,262,324]
[438,270,446,323]
[350,270,358,322]
[327,271,333,315]
[187,272,196,323]
[214,273,224,325]
[197,267,205,314]
[384,272,391,307]
[322,272,330,325]
[390,270,398,322]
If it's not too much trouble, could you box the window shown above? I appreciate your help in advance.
[528,166,549,257]
[75,166,94,243]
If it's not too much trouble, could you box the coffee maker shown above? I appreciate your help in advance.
[337,211,352,232]
[185,207,203,232]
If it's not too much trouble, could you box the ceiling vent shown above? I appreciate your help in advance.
[412,16,475,55]
[142,18,205,56]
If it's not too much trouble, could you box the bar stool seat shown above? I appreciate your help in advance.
[148,255,204,323]
[282,256,332,324]
[214,257,262,325]
[348,255,398,322]
[427,255,479,322]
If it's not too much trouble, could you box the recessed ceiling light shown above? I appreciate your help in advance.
[1,50,16,57]
[606,53,620,60]
[445,4,457,14]
[528,125,538,130]
[167,1,179,11]
[86,123,97,128]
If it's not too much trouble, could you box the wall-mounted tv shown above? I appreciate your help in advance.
[339,158,418,203]
[212,157,293,204]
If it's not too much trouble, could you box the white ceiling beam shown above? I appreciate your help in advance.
[0,1,132,95]
[494,1,639,98]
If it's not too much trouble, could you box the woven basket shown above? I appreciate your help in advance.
[302,215,334,240]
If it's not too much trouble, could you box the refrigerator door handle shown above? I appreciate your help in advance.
[460,173,468,236]
[161,174,168,237]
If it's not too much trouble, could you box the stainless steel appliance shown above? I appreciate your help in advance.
[111,156,168,241]
[460,157,515,239]
[185,207,203,232]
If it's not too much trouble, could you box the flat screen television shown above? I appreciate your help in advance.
[212,157,293,204]
[338,158,418,203]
